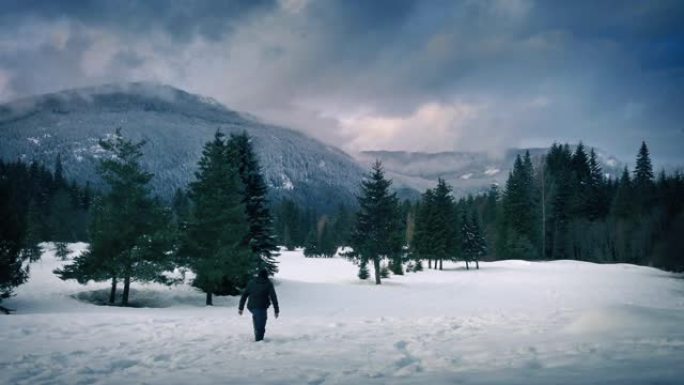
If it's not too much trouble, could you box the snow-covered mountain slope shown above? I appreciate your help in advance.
[359,149,624,196]
[0,83,366,211]
[2,244,683,384]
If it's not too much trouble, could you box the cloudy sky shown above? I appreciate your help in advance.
[1,0,683,165]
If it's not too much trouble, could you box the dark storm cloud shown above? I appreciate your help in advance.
[0,0,683,165]
[0,0,277,41]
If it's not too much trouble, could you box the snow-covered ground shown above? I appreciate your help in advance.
[2,244,684,385]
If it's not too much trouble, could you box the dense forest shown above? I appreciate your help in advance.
[0,155,93,312]
[2,136,683,308]
[279,142,684,276]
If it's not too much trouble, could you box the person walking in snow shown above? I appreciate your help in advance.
[238,269,280,341]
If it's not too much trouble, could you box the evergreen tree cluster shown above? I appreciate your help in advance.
[346,142,683,283]
[411,178,487,270]
[493,142,684,271]
[3,132,683,310]
[53,129,281,307]
[1,156,92,311]
[274,201,354,258]
[0,156,93,244]
[499,151,539,260]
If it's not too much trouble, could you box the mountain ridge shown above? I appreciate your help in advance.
[0,82,366,212]
[1,82,627,207]
[358,147,624,196]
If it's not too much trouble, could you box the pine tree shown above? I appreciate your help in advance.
[404,202,417,249]
[611,167,634,219]
[54,242,71,261]
[181,131,251,305]
[413,189,435,268]
[319,219,338,258]
[303,228,320,257]
[634,141,654,187]
[171,187,190,226]
[56,129,174,306]
[81,182,93,211]
[634,141,655,209]
[332,204,353,247]
[227,132,279,274]
[57,197,121,304]
[470,214,486,269]
[349,161,403,284]
[501,152,539,259]
[53,153,65,188]
[274,199,303,250]
[423,179,458,270]
[413,184,457,270]
[50,187,76,258]
[0,167,30,313]
[22,200,43,262]
[570,143,591,219]
[28,161,53,241]
[571,143,591,184]
[544,144,573,260]
[587,148,609,220]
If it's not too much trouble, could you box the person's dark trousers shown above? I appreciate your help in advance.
[249,308,268,341]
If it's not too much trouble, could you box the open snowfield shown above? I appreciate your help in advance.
[2,244,684,385]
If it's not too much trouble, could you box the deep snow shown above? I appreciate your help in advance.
[1,244,683,385]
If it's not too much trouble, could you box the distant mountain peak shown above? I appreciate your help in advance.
[1,82,252,124]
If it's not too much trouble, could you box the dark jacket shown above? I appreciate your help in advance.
[239,276,279,313]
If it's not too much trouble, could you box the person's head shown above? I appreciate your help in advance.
[258,269,269,279]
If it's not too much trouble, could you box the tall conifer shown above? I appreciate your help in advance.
[349,161,403,284]
[227,132,279,275]
[181,131,251,305]
[56,129,174,306]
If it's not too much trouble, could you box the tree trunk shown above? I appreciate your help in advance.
[428,260,432,269]
[206,292,213,306]
[373,257,382,285]
[109,277,117,304]
[465,260,469,270]
[121,276,131,307]
[476,260,479,269]
[439,259,443,270]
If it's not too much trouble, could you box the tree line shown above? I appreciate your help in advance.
[0,156,92,313]
[279,142,683,284]
[2,136,682,307]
